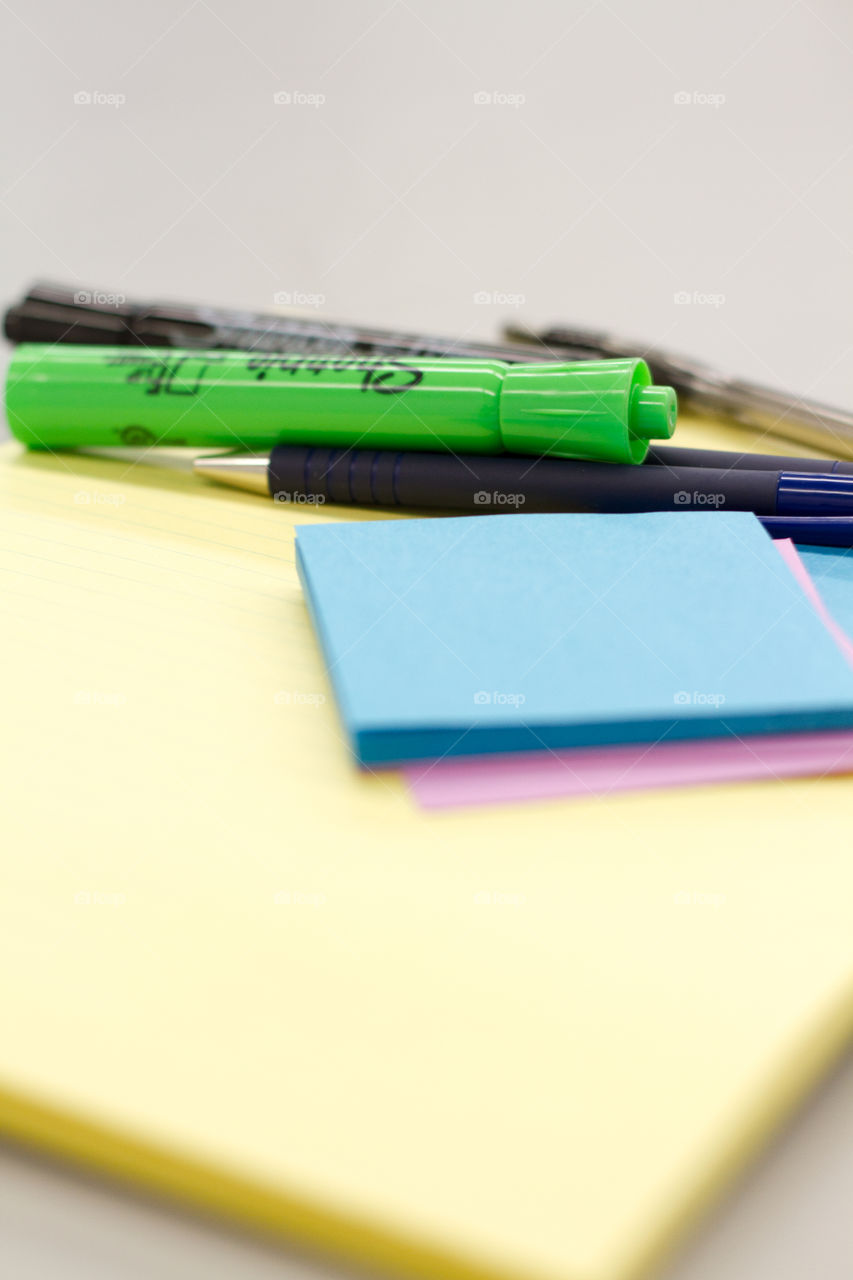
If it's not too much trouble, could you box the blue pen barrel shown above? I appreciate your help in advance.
[775,473,853,515]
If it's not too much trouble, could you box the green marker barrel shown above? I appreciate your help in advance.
[5,345,676,464]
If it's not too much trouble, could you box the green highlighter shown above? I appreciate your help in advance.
[5,344,677,463]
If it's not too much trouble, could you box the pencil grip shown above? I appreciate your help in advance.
[270,445,522,509]
[268,445,399,505]
[268,445,535,509]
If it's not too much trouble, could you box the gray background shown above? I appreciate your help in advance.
[1,1,852,1277]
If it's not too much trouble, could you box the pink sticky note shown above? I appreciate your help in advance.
[406,540,853,810]
[774,538,853,667]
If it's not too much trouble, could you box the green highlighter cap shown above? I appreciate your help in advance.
[500,358,675,464]
[5,345,676,463]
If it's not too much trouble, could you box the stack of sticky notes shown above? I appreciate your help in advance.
[296,511,853,769]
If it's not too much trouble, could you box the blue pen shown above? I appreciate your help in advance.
[760,518,853,547]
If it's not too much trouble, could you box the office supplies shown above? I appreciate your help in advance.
[5,345,676,463]
[3,279,586,361]
[648,444,853,474]
[506,321,853,458]
[760,517,853,546]
[408,539,853,808]
[6,440,853,1280]
[408,728,853,808]
[797,543,853,643]
[195,445,853,522]
[295,510,853,766]
[779,540,853,667]
[8,282,851,456]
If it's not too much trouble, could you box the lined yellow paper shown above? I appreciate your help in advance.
[2,432,853,1280]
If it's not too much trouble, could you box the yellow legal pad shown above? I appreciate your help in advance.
[1,427,853,1280]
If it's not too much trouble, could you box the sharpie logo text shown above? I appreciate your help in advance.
[245,355,424,394]
[108,352,426,398]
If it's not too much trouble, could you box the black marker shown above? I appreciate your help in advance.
[2,281,587,363]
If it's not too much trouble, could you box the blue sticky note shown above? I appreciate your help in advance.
[295,513,853,766]
[797,544,853,639]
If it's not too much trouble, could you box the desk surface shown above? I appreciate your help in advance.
[1,1,852,1276]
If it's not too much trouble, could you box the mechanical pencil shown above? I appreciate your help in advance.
[5,345,676,464]
[193,445,853,522]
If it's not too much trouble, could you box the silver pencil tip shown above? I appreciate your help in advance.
[193,454,270,497]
